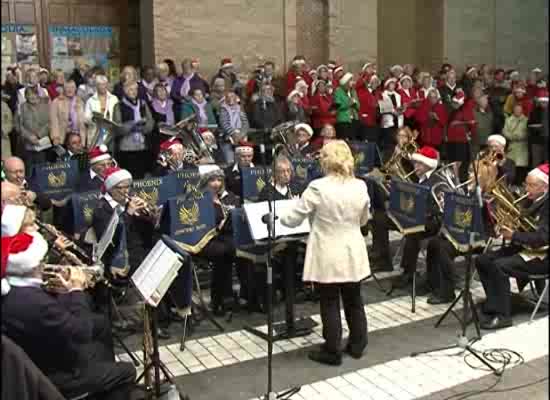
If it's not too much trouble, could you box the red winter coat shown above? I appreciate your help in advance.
[355,73,373,99]
[415,100,448,147]
[286,70,307,96]
[398,87,419,119]
[246,78,258,99]
[357,87,380,127]
[526,83,538,99]
[300,94,312,116]
[446,101,476,143]
[310,93,336,129]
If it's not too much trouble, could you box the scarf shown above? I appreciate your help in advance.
[191,98,208,126]
[151,98,175,125]
[122,96,142,122]
[68,96,78,132]
[222,103,242,129]
[180,73,195,97]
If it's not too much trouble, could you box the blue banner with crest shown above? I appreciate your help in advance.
[130,177,166,206]
[72,190,101,233]
[387,179,430,234]
[441,192,486,251]
[166,190,217,254]
[29,160,80,200]
[290,157,322,194]
[158,168,201,201]
[349,141,380,176]
[241,166,272,202]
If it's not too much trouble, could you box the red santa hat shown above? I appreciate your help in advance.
[532,67,542,73]
[316,64,328,74]
[535,87,549,103]
[88,145,111,165]
[333,65,344,75]
[1,205,27,237]
[399,75,413,85]
[199,164,225,181]
[487,134,507,147]
[295,79,309,89]
[509,70,520,80]
[390,65,403,73]
[384,77,398,89]
[235,141,254,156]
[287,89,302,102]
[295,123,313,137]
[452,89,465,105]
[361,62,374,72]
[101,166,132,193]
[327,62,336,70]
[465,66,477,75]
[528,164,549,184]
[339,72,353,86]
[220,58,233,68]
[5,232,47,275]
[159,138,183,152]
[292,57,306,66]
[411,146,439,170]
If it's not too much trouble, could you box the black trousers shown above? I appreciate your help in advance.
[318,282,368,356]
[380,127,397,163]
[116,150,150,179]
[371,210,394,259]
[335,120,361,141]
[426,236,460,298]
[360,124,381,143]
[199,236,236,307]
[475,246,548,317]
[49,308,136,400]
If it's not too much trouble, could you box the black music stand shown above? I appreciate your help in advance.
[133,236,191,399]
[410,149,501,376]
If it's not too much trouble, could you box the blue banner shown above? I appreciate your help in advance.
[1,24,34,34]
[387,179,430,234]
[158,168,201,200]
[291,157,321,194]
[241,167,272,202]
[48,26,113,37]
[166,190,217,254]
[29,160,80,200]
[349,142,380,176]
[441,192,486,251]
[72,190,101,233]
[130,177,165,206]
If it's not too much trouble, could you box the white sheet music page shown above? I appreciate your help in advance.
[243,200,310,241]
[131,240,182,307]
[95,210,120,261]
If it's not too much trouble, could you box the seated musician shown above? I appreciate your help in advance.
[153,138,192,176]
[77,145,113,192]
[1,181,22,208]
[197,166,241,316]
[58,131,84,161]
[475,164,549,330]
[224,142,255,200]
[486,134,516,185]
[293,123,315,157]
[424,160,498,304]
[311,123,337,153]
[1,205,136,400]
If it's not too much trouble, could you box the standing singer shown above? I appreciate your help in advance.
[281,140,370,366]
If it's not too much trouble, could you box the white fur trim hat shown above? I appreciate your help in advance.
[532,67,542,73]
[102,167,132,193]
[390,64,403,72]
[339,72,353,86]
[235,142,254,156]
[362,62,373,72]
[399,75,413,85]
[1,205,27,237]
[528,164,549,184]
[333,65,344,75]
[287,89,301,102]
[6,232,48,276]
[88,145,111,165]
[316,64,328,74]
[411,146,439,170]
[384,77,398,88]
[295,123,313,137]
[487,134,506,147]
[295,80,308,90]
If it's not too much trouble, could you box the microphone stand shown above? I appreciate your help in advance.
[410,132,501,376]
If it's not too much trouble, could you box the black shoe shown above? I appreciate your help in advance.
[308,349,342,366]
[344,344,365,359]
[427,294,455,305]
[480,316,513,330]
[157,328,171,340]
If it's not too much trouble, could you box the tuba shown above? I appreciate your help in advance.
[270,121,300,157]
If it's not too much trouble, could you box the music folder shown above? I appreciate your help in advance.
[243,200,310,242]
[131,239,184,307]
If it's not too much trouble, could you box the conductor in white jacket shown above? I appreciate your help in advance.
[281,140,371,366]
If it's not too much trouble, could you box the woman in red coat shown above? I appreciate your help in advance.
[398,75,420,128]
[310,79,336,132]
[357,74,382,143]
[286,56,308,96]
[446,89,477,181]
[415,88,448,151]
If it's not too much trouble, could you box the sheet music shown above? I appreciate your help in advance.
[32,136,52,152]
[95,209,120,261]
[131,239,183,307]
[243,200,310,241]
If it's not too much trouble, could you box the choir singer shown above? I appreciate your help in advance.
[280,140,370,366]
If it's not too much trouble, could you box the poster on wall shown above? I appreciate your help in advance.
[49,26,120,81]
[1,24,38,66]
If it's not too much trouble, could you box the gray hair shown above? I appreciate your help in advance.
[274,155,293,174]
[95,74,109,85]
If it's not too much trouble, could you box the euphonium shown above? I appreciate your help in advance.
[125,193,160,218]
[41,264,104,292]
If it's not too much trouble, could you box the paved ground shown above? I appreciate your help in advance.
[119,234,549,400]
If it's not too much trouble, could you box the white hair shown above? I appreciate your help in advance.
[95,75,109,85]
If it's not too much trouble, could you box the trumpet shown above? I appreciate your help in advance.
[124,194,161,218]
[479,149,504,165]
[41,264,104,292]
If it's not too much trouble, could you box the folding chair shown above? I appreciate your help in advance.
[527,274,549,322]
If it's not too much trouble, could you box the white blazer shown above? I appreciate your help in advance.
[84,91,119,122]
[380,90,404,129]
[281,176,371,283]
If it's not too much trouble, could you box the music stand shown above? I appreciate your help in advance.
[131,236,191,398]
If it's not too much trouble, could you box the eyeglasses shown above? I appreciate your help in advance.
[113,184,131,191]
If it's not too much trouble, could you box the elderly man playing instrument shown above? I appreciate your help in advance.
[475,163,549,330]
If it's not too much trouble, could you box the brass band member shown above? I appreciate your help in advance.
[77,145,113,192]
[293,123,315,157]
[281,140,370,366]
[259,155,298,201]
[423,160,498,304]
[486,134,516,185]
[153,138,193,176]
[475,164,549,329]
[197,166,241,316]
[224,142,255,200]
[1,205,136,400]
